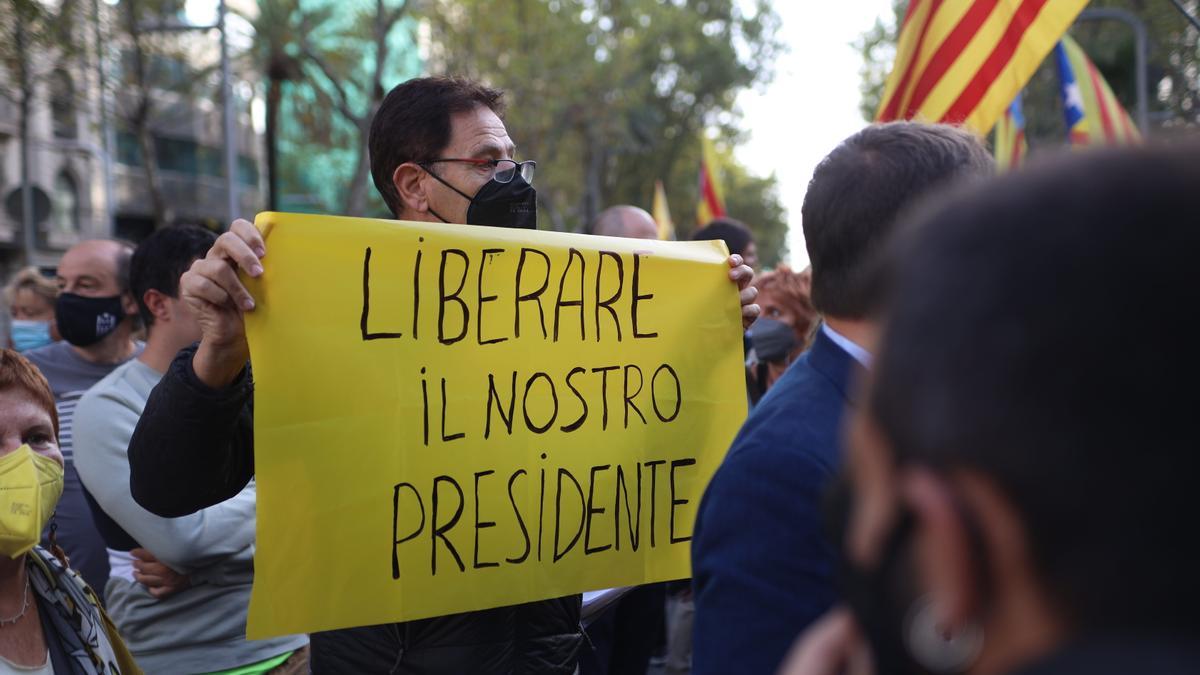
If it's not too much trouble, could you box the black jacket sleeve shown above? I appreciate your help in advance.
[128,343,256,517]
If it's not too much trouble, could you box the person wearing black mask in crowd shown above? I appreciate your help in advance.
[746,317,797,406]
[782,144,1200,675]
[124,76,759,674]
[23,239,143,594]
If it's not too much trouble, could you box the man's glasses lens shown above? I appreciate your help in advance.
[423,158,536,184]
[494,160,536,184]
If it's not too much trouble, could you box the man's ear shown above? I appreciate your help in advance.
[393,162,429,216]
[140,289,169,324]
[900,468,981,631]
[122,291,141,320]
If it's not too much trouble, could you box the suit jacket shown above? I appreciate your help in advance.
[691,327,859,675]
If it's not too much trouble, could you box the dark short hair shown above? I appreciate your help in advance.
[130,226,216,326]
[691,217,753,257]
[871,143,1200,633]
[801,122,992,318]
[369,77,506,217]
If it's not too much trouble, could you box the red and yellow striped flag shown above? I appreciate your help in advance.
[697,135,726,226]
[876,0,1089,135]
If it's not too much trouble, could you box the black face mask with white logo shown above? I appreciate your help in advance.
[426,172,538,230]
[55,293,126,347]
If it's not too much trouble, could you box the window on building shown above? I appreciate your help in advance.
[148,54,192,90]
[50,71,76,139]
[50,171,81,246]
[155,136,198,174]
[117,131,143,167]
[238,156,259,186]
[118,49,193,90]
[197,146,221,177]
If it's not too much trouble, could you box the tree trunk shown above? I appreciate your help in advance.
[344,0,394,216]
[17,22,37,264]
[266,76,281,212]
[124,0,170,229]
[538,187,567,232]
[343,123,371,216]
[581,118,605,230]
[134,110,171,229]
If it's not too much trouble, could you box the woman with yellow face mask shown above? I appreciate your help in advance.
[0,349,139,674]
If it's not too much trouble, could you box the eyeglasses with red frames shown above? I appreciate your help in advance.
[419,158,537,184]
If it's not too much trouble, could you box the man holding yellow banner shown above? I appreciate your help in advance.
[125,77,757,674]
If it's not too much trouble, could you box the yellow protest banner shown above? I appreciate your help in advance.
[243,212,747,638]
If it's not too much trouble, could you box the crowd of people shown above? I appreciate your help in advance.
[0,74,1197,675]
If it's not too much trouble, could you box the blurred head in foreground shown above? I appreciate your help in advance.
[834,143,1200,675]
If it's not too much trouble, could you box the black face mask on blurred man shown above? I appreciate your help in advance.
[825,479,984,675]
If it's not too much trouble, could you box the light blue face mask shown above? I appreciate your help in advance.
[9,320,53,352]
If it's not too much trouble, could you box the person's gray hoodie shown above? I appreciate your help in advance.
[74,359,307,673]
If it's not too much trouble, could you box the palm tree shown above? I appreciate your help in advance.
[241,0,308,211]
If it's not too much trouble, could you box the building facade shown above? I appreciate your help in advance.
[0,0,262,280]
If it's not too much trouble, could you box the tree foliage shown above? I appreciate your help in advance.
[237,0,307,211]
[0,0,87,251]
[854,0,905,122]
[117,0,185,228]
[253,0,422,217]
[98,0,240,228]
[421,0,789,266]
[294,0,418,215]
[7,0,794,262]
[0,0,82,101]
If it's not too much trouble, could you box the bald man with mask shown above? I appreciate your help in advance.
[25,239,144,594]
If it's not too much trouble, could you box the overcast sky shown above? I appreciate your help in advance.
[736,1,893,268]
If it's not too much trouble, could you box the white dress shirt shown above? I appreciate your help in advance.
[821,323,872,368]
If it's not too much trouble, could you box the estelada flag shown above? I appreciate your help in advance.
[1054,35,1139,146]
[876,0,1088,135]
[993,92,1027,171]
[697,135,726,226]
[653,180,675,240]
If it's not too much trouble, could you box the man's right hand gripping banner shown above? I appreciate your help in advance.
[242,213,747,638]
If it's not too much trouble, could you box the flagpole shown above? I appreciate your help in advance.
[1166,0,1200,32]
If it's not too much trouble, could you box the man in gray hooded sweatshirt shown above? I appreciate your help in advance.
[73,226,308,673]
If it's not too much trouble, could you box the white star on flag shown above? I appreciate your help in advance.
[1064,83,1085,113]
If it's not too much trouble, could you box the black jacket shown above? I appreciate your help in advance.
[1010,637,1200,675]
[128,344,583,674]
